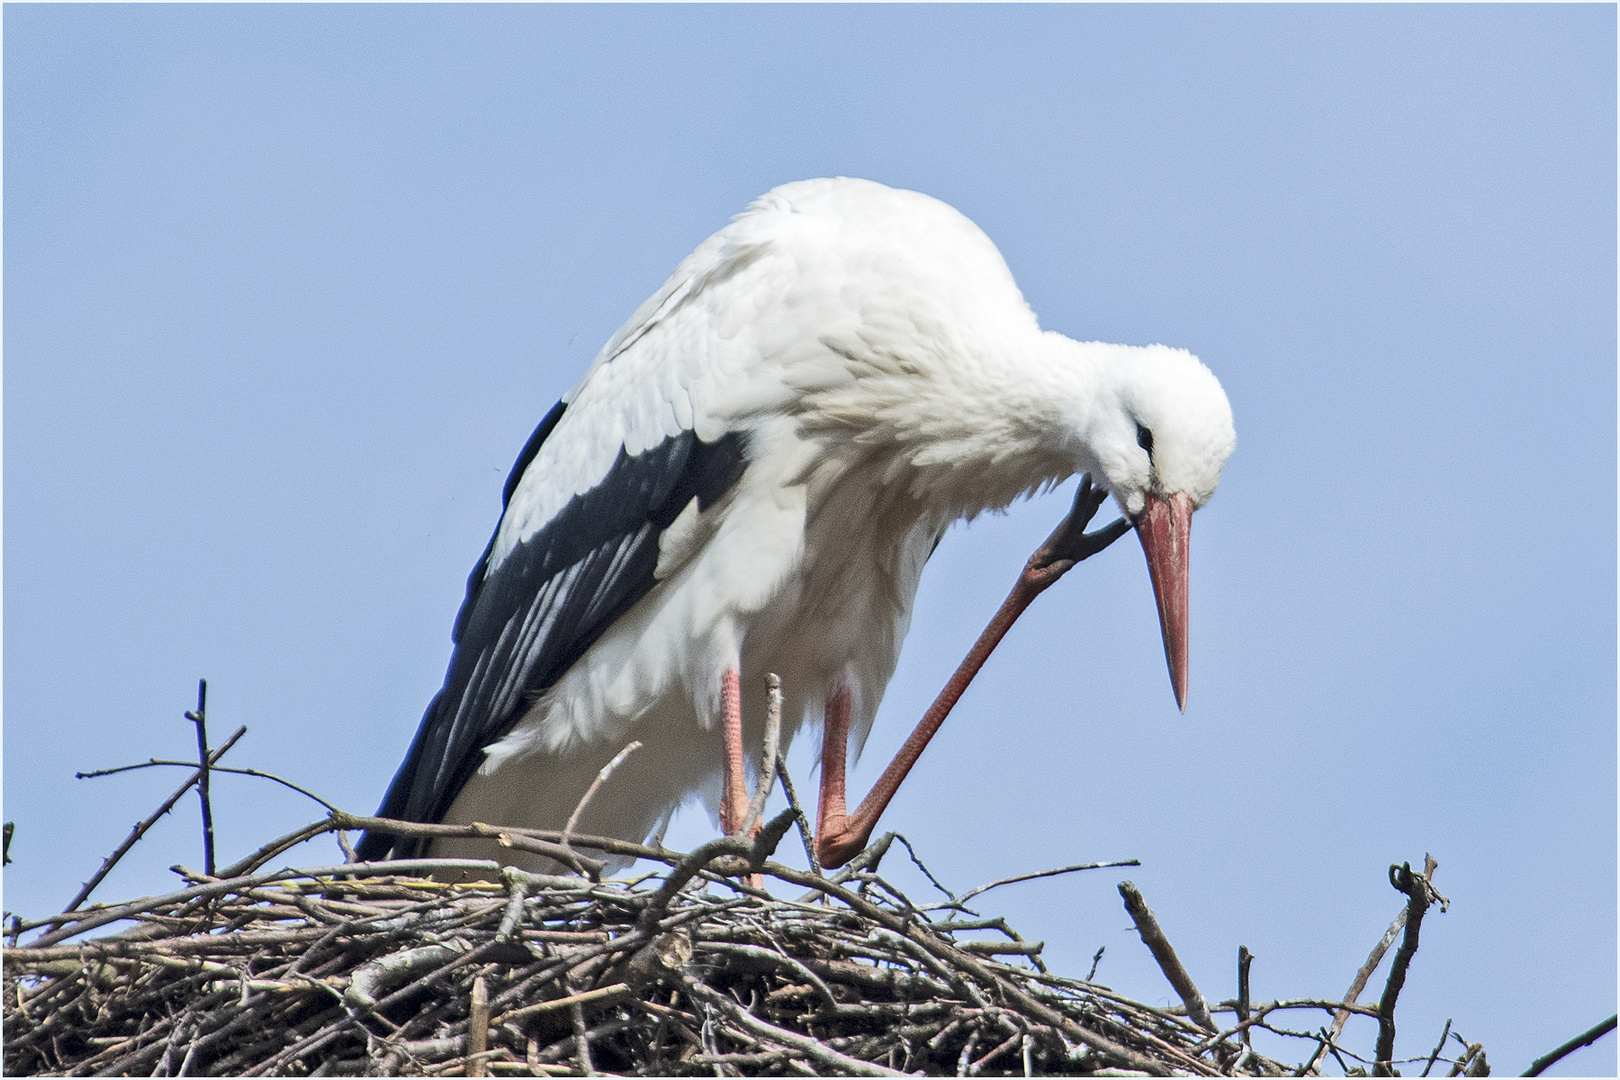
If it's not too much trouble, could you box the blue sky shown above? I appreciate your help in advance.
[5,6,1614,1075]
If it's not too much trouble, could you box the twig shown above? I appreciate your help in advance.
[1423,1017,1452,1076]
[935,859,1140,910]
[343,814,604,879]
[63,725,247,913]
[736,673,782,838]
[1522,1014,1617,1076]
[1237,946,1253,1047]
[2,822,12,866]
[679,975,907,1077]
[1117,881,1216,1032]
[774,760,821,877]
[569,984,595,1077]
[1305,859,1442,1075]
[561,741,643,854]
[1447,1039,1484,1077]
[216,817,342,879]
[1323,1025,1355,1074]
[492,984,633,1028]
[186,679,217,875]
[466,976,489,1077]
[890,833,957,903]
[33,857,503,948]
[78,760,343,814]
[1374,859,1438,1076]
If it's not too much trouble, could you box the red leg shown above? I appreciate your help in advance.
[719,669,747,835]
[815,476,1131,868]
[816,687,852,842]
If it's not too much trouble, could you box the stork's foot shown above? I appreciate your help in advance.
[815,816,871,870]
[1024,474,1131,591]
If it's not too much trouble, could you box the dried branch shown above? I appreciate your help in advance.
[1374,858,1439,1076]
[1118,881,1216,1033]
[1306,857,1445,1075]
[1237,945,1253,1048]
[735,672,782,838]
[467,976,489,1078]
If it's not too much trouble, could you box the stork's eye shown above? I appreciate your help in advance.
[1136,423,1154,457]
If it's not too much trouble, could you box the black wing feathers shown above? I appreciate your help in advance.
[359,405,746,860]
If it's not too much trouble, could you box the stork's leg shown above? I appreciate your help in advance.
[817,687,853,836]
[815,474,1132,869]
[719,669,749,836]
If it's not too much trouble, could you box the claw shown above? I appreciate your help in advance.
[1034,474,1132,572]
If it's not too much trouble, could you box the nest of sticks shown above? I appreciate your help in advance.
[4,803,1490,1078]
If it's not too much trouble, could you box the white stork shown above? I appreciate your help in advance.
[358,178,1235,871]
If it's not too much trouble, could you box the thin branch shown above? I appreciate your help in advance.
[1423,1018,1453,1077]
[186,679,216,875]
[889,833,957,903]
[1522,1014,1617,1076]
[1237,946,1254,1048]
[561,740,643,854]
[79,761,343,814]
[931,859,1141,910]
[33,857,505,948]
[216,818,344,879]
[774,758,822,877]
[64,725,247,914]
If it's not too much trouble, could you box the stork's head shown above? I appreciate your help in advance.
[1082,344,1235,712]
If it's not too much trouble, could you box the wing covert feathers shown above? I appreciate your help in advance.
[359,414,746,859]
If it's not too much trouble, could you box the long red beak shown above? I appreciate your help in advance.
[1136,491,1192,712]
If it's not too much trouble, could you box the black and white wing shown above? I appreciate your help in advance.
[358,398,746,859]
[357,210,807,860]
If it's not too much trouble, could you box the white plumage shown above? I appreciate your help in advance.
[358,178,1235,870]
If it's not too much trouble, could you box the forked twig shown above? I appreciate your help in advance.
[1308,855,1443,1076]
[78,760,343,814]
[1422,1017,1452,1077]
[64,725,247,914]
